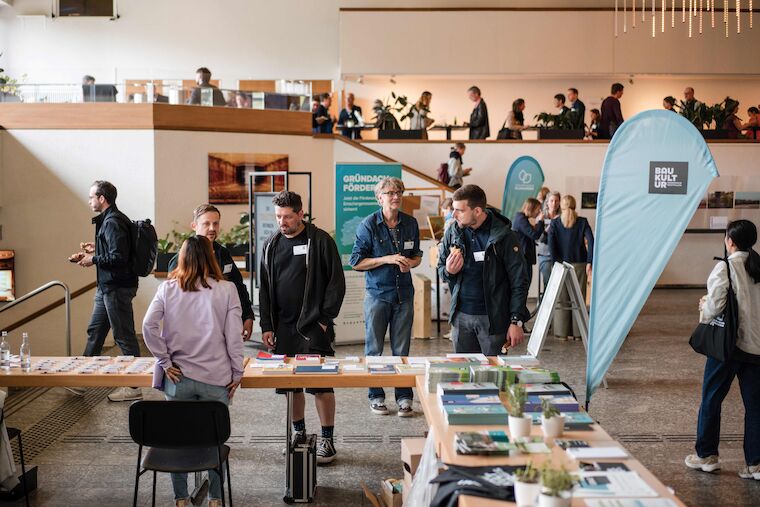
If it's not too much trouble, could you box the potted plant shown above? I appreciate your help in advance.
[538,463,575,507]
[540,399,565,439]
[505,384,532,440]
[374,93,425,139]
[534,110,584,140]
[514,461,541,507]
[155,234,175,273]
[219,212,250,257]
[678,98,730,138]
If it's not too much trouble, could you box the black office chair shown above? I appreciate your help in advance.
[128,400,233,507]
[0,409,29,507]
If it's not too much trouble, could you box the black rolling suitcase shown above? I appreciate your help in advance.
[285,433,317,503]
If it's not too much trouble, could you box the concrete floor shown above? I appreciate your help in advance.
[3,288,760,506]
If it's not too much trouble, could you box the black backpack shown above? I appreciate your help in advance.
[130,219,158,277]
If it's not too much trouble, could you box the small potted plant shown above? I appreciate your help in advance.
[506,384,532,440]
[155,234,175,273]
[220,212,250,257]
[514,461,541,507]
[539,463,575,507]
[540,399,565,439]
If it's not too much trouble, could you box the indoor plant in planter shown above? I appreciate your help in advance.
[534,110,584,140]
[513,461,541,507]
[538,463,574,507]
[540,399,565,439]
[155,234,175,273]
[219,212,250,257]
[506,384,532,440]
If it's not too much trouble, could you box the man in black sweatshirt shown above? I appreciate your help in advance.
[259,191,346,465]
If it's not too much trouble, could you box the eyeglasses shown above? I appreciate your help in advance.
[382,191,404,197]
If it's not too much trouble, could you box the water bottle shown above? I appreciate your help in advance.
[0,331,9,371]
[20,332,31,373]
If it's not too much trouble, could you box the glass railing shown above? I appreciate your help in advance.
[0,81,311,112]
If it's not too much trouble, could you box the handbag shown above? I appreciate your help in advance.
[689,255,739,362]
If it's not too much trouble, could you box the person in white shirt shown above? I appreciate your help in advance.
[409,91,434,137]
[686,219,760,480]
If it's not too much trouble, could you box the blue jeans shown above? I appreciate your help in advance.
[696,356,760,466]
[364,295,414,403]
[84,286,140,356]
[164,376,230,500]
[537,255,553,296]
[451,313,503,356]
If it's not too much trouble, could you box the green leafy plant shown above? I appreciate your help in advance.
[0,66,26,96]
[514,461,540,484]
[505,384,527,418]
[541,399,561,419]
[170,225,194,249]
[677,98,729,130]
[534,109,581,130]
[540,462,575,497]
[157,234,174,254]
[219,212,250,246]
[371,92,423,130]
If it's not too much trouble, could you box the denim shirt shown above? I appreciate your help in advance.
[349,209,423,303]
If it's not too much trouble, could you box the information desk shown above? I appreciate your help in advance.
[415,376,685,506]
[0,357,684,506]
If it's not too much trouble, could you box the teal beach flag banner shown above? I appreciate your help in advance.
[586,110,718,402]
[335,163,402,269]
[502,156,544,221]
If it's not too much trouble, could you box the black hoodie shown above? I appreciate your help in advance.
[259,222,346,351]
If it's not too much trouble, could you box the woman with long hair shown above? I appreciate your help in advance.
[506,98,526,139]
[410,91,434,137]
[722,97,743,139]
[143,235,244,507]
[548,195,594,341]
[512,198,545,289]
[686,220,760,479]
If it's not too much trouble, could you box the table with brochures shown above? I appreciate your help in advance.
[0,355,685,506]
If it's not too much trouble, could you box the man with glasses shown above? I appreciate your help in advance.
[350,177,422,417]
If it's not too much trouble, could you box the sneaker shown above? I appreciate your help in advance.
[397,401,414,418]
[316,437,337,465]
[738,464,760,480]
[370,401,390,415]
[282,430,305,455]
[685,454,721,473]
[107,387,143,402]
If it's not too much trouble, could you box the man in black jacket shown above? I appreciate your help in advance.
[437,185,529,356]
[73,181,142,401]
[567,88,586,130]
[466,86,490,140]
[167,204,255,339]
[259,191,346,465]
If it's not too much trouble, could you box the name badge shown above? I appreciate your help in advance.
[473,251,485,262]
[403,241,414,250]
[293,244,308,256]
[223,263,233,274]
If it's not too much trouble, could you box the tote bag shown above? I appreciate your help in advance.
[689,256,739,362]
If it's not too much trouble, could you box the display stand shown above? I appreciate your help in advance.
[526,262,606,389]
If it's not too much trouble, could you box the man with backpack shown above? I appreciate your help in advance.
[72,180,144,402]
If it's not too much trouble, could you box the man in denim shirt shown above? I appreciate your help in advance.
[350,177,422,417]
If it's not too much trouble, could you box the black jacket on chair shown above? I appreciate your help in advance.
[468,100,490,139]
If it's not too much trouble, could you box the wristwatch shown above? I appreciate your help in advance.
[510,318,523,328]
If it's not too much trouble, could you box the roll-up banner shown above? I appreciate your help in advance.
[586,110,718,402]
[334,163,403,343]
[501,156,544,221]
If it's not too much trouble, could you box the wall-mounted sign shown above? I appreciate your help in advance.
[0,250,16,302]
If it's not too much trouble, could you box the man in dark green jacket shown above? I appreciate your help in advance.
[437,184,529,355]
[168,204,255,339]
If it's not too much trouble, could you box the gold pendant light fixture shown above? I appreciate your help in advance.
[615,0,754,37]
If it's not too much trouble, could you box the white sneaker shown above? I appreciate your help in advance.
[738,464,760,480]
[397,400,414,418]
[684,454,720,473]
[107,387,143,402]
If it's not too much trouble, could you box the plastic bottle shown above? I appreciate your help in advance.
[0,331,9,372]
[20,332,31,373]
